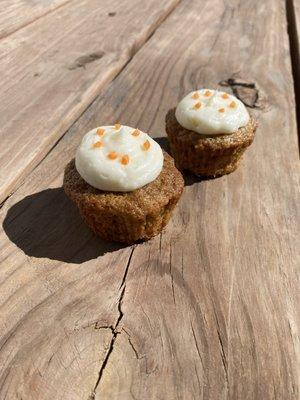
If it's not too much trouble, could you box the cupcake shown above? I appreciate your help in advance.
[166,89,257,177]
[63,124,184,244]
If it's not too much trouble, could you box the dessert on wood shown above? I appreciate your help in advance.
[64,124,184,243]
[166,89,257,177]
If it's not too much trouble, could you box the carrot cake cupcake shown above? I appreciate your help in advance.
[64,124,184,243]
[166,89,257,177]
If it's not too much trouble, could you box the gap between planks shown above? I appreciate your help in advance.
[0,0,74,40]
[286,0,300,146]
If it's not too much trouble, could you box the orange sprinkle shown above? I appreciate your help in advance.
[221,93,229,99]
[192,92,199,100]
[114,123,121,130]
[92,141,103,148]
[229,101,236,108]
[120,154,130,165]
[193,102,202,110]
[131,129,140,137]
[96,128,105,136]
[218,108,225,113]
[141,140,151,151]
[204,90,211,97]
[107,151,118,160]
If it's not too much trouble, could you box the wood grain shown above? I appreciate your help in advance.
[0,0,299,399]
[0,0,180,204]
[0,0,72,39]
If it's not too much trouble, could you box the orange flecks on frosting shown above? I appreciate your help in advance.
[193,102,202,110]
[131,129,140,137]
[114,123,121,130]
[92,141,103,148]
[120,154,130,165]
[229,101,236,108]
[96,128,105,136]
[218,108,225,113]
[141,140,151,151]
[204,90,212,97]
[107,151,118,160]
[192,92,200,100]
[221,93,229,99]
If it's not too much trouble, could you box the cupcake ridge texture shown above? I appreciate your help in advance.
[175,89,250,135]
[75,124,163,192]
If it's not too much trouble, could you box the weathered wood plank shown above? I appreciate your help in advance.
[0,0,180,203]
[0,0,299,399]
[0,0,72,39]
[0,182,134,398]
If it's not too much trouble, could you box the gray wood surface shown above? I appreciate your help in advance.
[0,0,299,399]
[0,0,72,39]
[0,0,180,203]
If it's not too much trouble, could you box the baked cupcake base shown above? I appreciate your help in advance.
[63,151,184,244]
[166,108,257,177]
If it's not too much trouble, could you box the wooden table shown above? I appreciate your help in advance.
[0,1,299,398]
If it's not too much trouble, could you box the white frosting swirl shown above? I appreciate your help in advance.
[75,125,163,192]
[175,89,250,135]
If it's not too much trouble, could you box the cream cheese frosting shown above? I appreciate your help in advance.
[75,124,163,192]
[175,89,250,135]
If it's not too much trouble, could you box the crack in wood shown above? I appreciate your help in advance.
[122,328,144,360]
[190,322,205,370]
[94,324,114,332]
[211,305,229,395]
[127,336,140,360]
[88,246,136,400]
[216,327,228,383]
[169,246,176,304]
[0,192,13,209]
